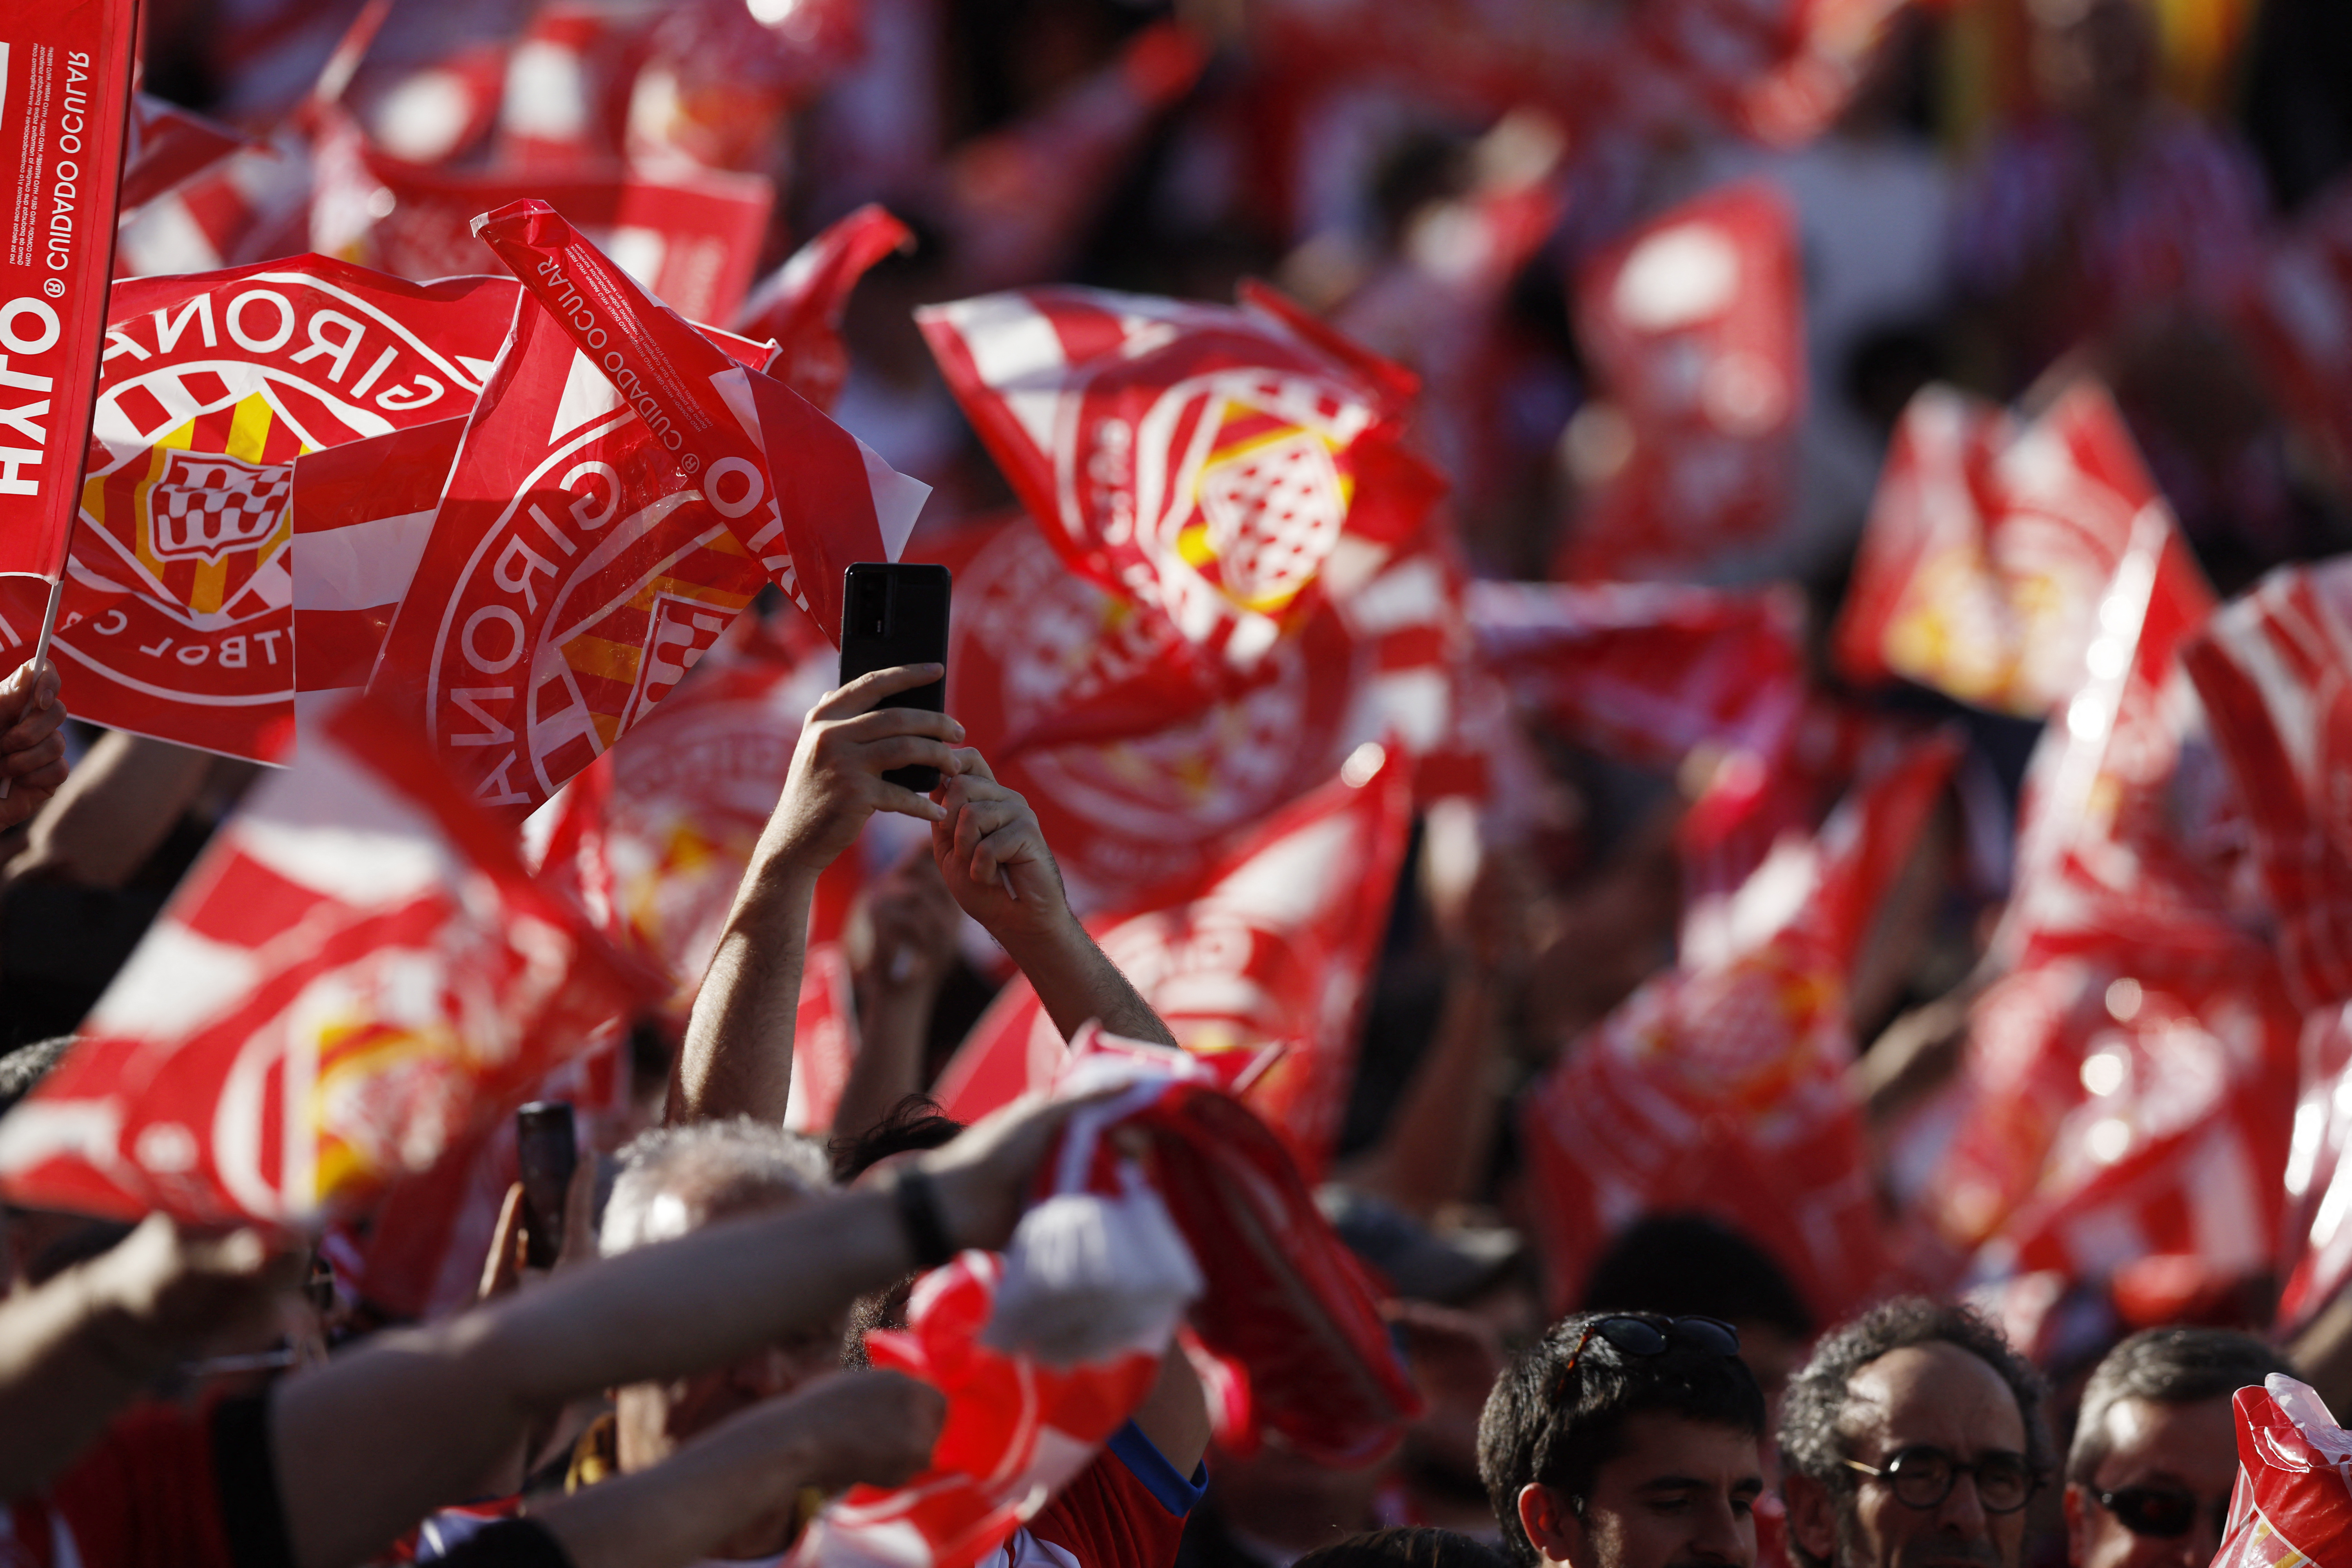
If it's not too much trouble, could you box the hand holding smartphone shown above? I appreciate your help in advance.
[837,563,953,792]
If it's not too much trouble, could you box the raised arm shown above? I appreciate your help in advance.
[272,1091,1078,1568]
[670,663,962,1124]
[928,749,1176,1049]
[832,849,962,1142]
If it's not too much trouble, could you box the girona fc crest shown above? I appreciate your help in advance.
[149,451,296,564]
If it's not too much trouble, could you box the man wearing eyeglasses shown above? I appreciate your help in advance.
[1777,1298,2053,1568]
[2063,1328,2289,1568]
[1477,1312,1768,1568]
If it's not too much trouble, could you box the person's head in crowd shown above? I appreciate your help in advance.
[2063,1328,2288,1568]
[829,1094,966,1365]
[1296,1527,1517,1568]
[1581,1214,1815,1413]
[2031,0,2160,124]
[599,1116,835,1552]
[1479,1310,1767,1568]
[1779,1297,2053,1568]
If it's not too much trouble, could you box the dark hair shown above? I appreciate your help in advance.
[828,1094,964,1183]
[2068,1328,2291,1484]
[0,1037,75,1116]
[1294,1529,1514,1568]
[1777,1298,2052,1568]
[1581,1214,1815,1340]
[1478,1311,1767,1568]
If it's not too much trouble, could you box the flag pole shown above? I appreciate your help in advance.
[0,575,65,800]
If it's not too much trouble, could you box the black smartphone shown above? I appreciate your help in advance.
[515,1101,577,1269]
[837,562,953,793]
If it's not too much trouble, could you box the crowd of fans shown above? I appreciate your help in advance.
[9,0,2352,1565]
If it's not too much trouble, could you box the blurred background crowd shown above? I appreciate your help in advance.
[12,0,2352,1564]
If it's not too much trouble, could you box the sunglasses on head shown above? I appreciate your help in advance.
[1554,1314,1743,1395]
[2094,1487,2231,1541]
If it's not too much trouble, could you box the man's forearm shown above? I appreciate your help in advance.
[272,1187,915,1568]
[671,862,819,1124]
[1000,918,1176,1048]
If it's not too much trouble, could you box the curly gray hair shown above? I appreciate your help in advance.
[600,1117,833,1257]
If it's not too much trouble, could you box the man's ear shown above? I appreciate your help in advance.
[1519,1482,1583,1566]
[1784,1471,1840,1566]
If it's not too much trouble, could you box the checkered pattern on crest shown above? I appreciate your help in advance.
[1198,432,1344,609]
[149,452,294,564]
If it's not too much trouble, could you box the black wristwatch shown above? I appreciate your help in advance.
[891,1165,958,1271]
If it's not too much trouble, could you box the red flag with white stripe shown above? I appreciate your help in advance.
[0,691,657,1230]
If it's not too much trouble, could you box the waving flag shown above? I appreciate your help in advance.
[475,198,929,644]
[1557,179,1805,582]
[0,693,656,1230]
[1837,382,2212,722]
[1523,734,1960,1319]
[2181,562,2352,1329]
[0,259,520,759]
[365,287,782,822]
[935,742,1414,1179]
[733,204,913,414]
[0,0,138,582]
[918,281,1439,669]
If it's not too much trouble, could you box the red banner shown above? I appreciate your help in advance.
[0,691,656,1230]
[0,0,138,581]
[935,742,1414,1178]
[0,259,519,759]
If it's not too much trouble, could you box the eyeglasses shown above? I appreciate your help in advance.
[2094,1487,2230,1541]
[1555,1315,1743,1393]
[1842,1446,2038,1514]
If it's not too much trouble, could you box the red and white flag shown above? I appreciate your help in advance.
[475,198,929,644]
[0,0,138,581]
[934,742,1414,1180]
[0,692,656,1230]
[120,93,250,216]
[0,258,520,759]
[2180,562,2352,1328]
[1557,178,1805,582]
[733,203,913,415]
[918,281,1439,670]
[364,287,783,822]
[1522,733,1960,1319]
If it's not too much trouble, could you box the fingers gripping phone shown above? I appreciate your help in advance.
[515,1101,578,1269]
[837,563,953,793]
